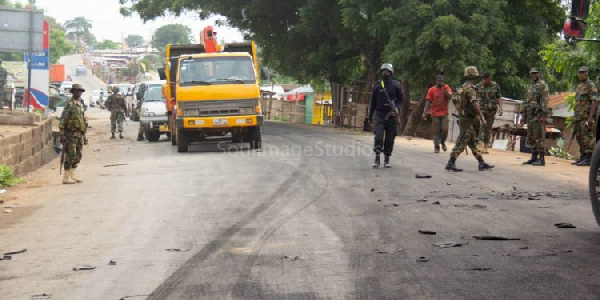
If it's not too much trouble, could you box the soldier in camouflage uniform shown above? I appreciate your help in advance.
[106,86,128,139]
[445,66,494,172]
[477,73,503,154]
[572,66,598,166]
[0,59,7,109]
[59,84,87,184]
[521,67,550,166]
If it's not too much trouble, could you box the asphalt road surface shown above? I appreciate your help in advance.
[0,56,599,300]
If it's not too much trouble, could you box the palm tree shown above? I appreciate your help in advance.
[64,17,92,51]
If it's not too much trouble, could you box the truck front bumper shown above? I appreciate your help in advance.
[177,115,264,129]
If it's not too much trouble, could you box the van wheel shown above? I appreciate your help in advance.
[145,131,160,142]
[177,129,189,152]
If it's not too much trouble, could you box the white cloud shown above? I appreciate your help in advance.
[33,0,244,44]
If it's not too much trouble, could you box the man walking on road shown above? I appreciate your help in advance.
[521,68,550,166]
[0,59,7,110]
[59,84,87,184]
[477,73,503,154]
[445,66,494,172]
[368,63,404,168]
[106,86,127,139]
[423,75,452,153]
[572,66,598,166]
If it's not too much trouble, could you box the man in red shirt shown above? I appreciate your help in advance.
[423,75,452,153]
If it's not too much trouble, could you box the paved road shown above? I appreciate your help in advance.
[0,58,599,299]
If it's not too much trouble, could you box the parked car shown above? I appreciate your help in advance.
[88,89,102,107]
[60,81,73,93]
[75,66,87,76]
[139,81,168,142]
[49,85,71,115]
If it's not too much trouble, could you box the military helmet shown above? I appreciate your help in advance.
[529,67,541,74]
[380,63,394,74]
[111,86,119,93]
[70,83,85,92]
[464,66,479,78]
[579,66,589,73]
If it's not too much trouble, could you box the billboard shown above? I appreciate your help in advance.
[23,20,49,110]
[0,7,44,52]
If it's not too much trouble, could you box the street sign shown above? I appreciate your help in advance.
[0,7,44,52]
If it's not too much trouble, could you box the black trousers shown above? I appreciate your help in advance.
[373,114,397,156]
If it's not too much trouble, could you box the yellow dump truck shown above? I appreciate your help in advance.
[161,41,263,152]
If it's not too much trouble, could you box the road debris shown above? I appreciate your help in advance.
[417,199,428,203]
[281,255,301,261]
[433,241,468,248]
[4,249,27,256]
[108,260,117,265]
[377,250,389,254]
[165,248,191,252]
[0,255,12,260]
[473,235,520,241]
[555,223,576,229]
[370,188,375,192]
[464,267,492,271]
[472,204,487,209]
[415,173,432,179]
[418,230,437,235]
[416,256,429,262]
[73,265,96,271]
[4,208,12,213]
[31,294,52,299]
[432,201,441,205]
[103,163,129,168]
[119,295,153,300]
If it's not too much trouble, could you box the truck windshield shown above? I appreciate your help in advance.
[179,56,256,86]
[144,86,165,102]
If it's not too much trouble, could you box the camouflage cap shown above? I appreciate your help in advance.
[70,83,85,92]
[529,67,541,74]
[111,86,119,92]
[578,66,589,72]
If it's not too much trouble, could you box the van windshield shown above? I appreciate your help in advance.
[179,56,256,86]
[144,86,165,102]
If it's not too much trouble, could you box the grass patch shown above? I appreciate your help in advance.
[0,165,24,187]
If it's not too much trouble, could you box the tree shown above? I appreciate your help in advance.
[151,24,191,54]
[125,34,145,49]
[64,17,94,48]
[95,39,120,50]
[46,16,74,64]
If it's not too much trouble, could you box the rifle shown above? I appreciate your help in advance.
[566,128,576,152]
[380,80,401,125]
[59,131,69,174]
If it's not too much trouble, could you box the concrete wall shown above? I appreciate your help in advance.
[0,117,57,176]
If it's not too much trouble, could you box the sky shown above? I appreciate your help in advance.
[31,0,244,44]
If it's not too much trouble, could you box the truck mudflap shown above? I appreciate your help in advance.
[177,115,263,129]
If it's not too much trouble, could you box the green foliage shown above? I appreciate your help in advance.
[125,34,145,48]
[151,24,191,54]
[140,54,160,72]
[0,165,23,187]
[549,138,574,160]
[120,0,564,96]
[64,17,95,46]
[95,39,120,50]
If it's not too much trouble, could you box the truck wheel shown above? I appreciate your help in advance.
[232,131,242,143]
[249,126,261,149]
[177,129,189,152]
[145,131,160,142]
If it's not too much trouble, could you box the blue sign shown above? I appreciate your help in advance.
[24,49,49,70]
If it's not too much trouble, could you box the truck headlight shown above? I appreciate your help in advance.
[143,112,156,117]
[239,107,254,114]
[185,109,198,116]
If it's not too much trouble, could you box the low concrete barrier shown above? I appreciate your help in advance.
[0,112,57,175]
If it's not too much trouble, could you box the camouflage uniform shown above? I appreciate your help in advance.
[450,81,483,160]
[574,78,598,156]
[523,80,549,153]
[59,97,87,170]
[0,61,7,109]
[477,81,502,147]
[106,91,127,135]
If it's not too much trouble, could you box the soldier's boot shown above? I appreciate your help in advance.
[478,157,495,171]
[62,170,76,184]
[523,152,537,165]
[137,133,144,141]
[70,169,83,183]
[532,152,546,166]
[384,155,391,168]
[119,131,124,139]
[372,154,381,168]
[576,153,592,166]
[445,158,463,172]
[571,157,582,165]
[111,132,116,139]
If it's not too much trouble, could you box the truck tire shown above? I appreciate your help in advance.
[177,129,189,152]
[232,131,242,143]
[145,131,161,142]
[249,126,262,149]
[170,117,177,146]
